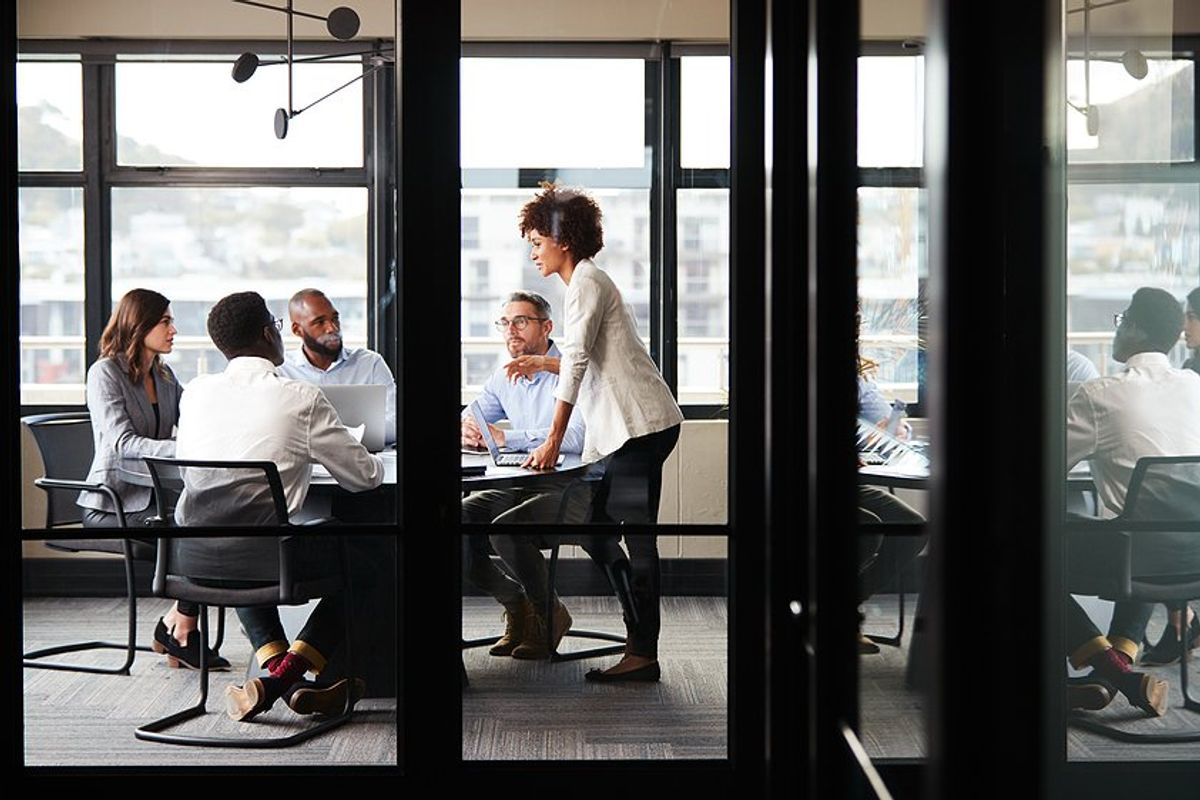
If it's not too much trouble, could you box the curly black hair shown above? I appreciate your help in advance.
[1125,286,1185,353]
[207,291,271,357]
[518,182,604,261]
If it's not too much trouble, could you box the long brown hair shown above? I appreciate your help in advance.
[99,289,172,385]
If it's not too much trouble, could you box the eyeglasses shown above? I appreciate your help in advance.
[1113,312,1126,328]
[494,315,548,331]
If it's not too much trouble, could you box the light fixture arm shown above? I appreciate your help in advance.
[293,62,385,117]
[234,0,327,25]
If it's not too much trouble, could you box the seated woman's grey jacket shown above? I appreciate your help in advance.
[76,355,182,515]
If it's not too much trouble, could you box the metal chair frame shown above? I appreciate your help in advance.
[1068,455,1200,744]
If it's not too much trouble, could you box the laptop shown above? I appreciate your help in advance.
[470,401,563,467]
[319,384,387,453]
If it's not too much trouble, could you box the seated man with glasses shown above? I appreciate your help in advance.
[278,288,397,446]
[461,291,588,660]
[1065,287,1200,716]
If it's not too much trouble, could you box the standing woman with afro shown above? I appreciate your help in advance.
[504,183,684,682]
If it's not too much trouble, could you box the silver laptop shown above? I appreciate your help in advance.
[319,384,387,453]
[470,401,563,467]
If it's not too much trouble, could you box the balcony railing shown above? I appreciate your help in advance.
[20,332,1192,407]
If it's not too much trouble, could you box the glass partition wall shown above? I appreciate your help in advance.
[456,6,733,764]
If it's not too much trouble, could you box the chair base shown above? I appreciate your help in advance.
[23,641,155,676]
[1068,626,1199,745]
[134,600,353,749]
[550,630,627,663]
[135,701,354,749]
[865,589,906,648]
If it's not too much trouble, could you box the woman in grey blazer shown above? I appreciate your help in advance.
[78,288,229,670]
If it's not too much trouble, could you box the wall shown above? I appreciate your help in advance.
[16,0,730,41]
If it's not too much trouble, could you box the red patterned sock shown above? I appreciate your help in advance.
[269,651,314,686]
[1089,647,1132,680]
[263,653,285,674]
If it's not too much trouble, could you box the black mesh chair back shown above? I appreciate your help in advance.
[22,412,101,527]
[21,412,166,674]
[143,457,289,527]
[135,535,354,748]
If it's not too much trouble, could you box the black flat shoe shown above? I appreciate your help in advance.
[152,617,231,671]
[1140,611,1200,667]
[585,659,661,683]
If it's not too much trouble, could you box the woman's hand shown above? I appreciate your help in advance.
[523,436,562,470]
[504,354,544,383]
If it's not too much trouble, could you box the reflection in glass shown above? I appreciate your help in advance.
[857,187,924,402]
[1067,58,1194,163]
[1067,183,1199,375]
[20,187,86,405]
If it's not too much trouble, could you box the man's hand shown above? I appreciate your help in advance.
[522,436,561,470]
[462,415,505,448]
[504,355,545,383]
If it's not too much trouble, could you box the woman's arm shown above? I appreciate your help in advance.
[504,354,560,382]
[522,398,574,470]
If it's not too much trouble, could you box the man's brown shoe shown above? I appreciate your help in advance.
[512,599,573,660]
[1122,672,1169,717]
[225,677,276,722]
[489,598,533,656]
[285,677,367,717]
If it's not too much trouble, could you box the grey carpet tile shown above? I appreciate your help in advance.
[23,596,397,767]
[461,596,728,760]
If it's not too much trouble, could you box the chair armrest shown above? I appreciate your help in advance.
[35,478,127,528]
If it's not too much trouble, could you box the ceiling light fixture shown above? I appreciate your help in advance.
[1066,0,1149,137]
[230,0,394,139]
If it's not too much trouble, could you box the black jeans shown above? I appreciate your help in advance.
[587,425,681,658]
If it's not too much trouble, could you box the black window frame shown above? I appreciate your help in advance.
[16,38,395,415]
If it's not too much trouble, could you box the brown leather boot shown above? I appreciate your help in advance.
[489,597,533,656]
[512,598,573,660]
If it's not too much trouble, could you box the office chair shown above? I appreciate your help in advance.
[460,474,636,678]
[1067,455,1200,744]
[22,412,158,675]
[134,534,357,748]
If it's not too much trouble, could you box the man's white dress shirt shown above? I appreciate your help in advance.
[277,346,397,445]
[1067,351,1200,517]
[174,356,383,525]
[555,259,684,463]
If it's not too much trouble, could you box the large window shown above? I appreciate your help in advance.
[1066,54,1200,378]
[17,48,376,406]
[459,56,653,403]
[857,54,926,406]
